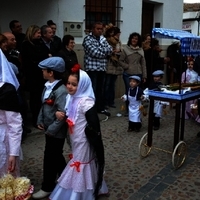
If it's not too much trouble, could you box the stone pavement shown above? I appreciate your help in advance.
[20,98,200,200]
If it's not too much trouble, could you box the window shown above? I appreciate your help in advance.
[85,0,121,32]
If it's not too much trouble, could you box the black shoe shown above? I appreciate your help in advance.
[99,110,111,117]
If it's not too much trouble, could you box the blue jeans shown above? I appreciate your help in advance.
[104,74,117,106]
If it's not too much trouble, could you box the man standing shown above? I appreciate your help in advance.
[9,20,25,52]
[40,25,56,56]
[3,31,31,138]
[82,22,113,116]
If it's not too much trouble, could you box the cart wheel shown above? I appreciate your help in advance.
[101,116,109,122]
[172,141,187,169]
[139,133,152,157]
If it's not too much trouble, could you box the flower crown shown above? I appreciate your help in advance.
[71,64,81,73]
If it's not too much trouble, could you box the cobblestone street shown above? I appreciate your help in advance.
[21,99,200,200]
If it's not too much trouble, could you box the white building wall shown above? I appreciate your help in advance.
[120,0,142,44]
[0,0,183,44]
[183,11,199,35]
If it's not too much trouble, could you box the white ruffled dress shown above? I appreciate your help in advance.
[49,98,108,200]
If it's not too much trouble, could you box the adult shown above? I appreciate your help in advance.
[47,20,62,53]
[3,32,31,137]
[150,38,170,73]
[57,34,78,83]
[9,20,25,52]
[2,32,21,73]
[104,26,123,108]
[82,22,113,116]
[166,41,182,83]
[40,25,56,56]
[21,25,51,126]
[0,49,23,177]
[119,32,147,114]
[142,33,152,87]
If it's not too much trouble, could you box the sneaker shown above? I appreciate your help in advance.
[32,189,51,199]
[99,110,111,117]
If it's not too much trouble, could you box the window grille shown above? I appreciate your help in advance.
[84,0,122,32]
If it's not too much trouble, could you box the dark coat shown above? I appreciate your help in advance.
[21,39,53,91]
[57,48,78,82]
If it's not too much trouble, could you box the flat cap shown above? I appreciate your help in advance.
[38,57,65,73]
[129,75,141,82]
[152,70,164,76]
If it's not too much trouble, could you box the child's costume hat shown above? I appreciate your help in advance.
[129,75,141,82]
[152,70,164,76]
[38,57,65,73]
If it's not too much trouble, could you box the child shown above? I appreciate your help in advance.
[149,70,167,130]
[32,57,68,199]
[49,64,109,200]
[181,59,198,119]
[0,49,23,177]
[181,58,198,84]
[121,75,144,132]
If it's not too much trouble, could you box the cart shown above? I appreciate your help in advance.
[139,28,200,169]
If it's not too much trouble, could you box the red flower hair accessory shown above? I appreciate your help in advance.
[71,64,81,73]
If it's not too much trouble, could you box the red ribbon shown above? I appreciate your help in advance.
[68,153,73,160]
[70,158,94,172]
[66,119,74,134]
[70,161,81,172]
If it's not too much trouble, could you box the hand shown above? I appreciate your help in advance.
[143,78,146,83]
[37,124,45,130]
[56,111,66,121]
[8,156,16,172]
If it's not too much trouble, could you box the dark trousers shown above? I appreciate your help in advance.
[42,135,66,192]
[153,114,160,127]
[87,71,106,111]
[104,74,117,106]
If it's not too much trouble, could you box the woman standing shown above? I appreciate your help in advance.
[119,32,147,113]
[104,26,123,108]
[57,35,78,83]
[21,25,50,126]
[47,20,62,53]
